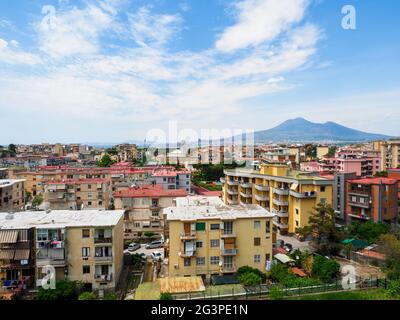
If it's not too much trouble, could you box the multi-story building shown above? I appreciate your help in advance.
[43,179,111,210]
[165,196,274,281]
[333,172,358,221]
[345,178,398,223]
[222,163,333,234]
[0,179,25,212]
[115,144,138,163]
[147,169,192,193]
[0,168,7,179]
[0,210,124,292]
[316,146,330,160]
[378,140,400,171]
[114,184,187,239]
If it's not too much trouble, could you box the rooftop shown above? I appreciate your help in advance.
[44,178,109,185]
[165,196,275,221]
[0,179,25,188]
[114,184,188,198]
[0,210,124,229]
[348,177,398,185]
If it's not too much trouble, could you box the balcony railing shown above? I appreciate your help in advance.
[240,182,252,188]
[220,230,236,238]
[179,250,196,258]
[220,177,226,183]
[94,255,113,262]
[272,188,289,196]
[272,209,288,218]
[227,180,239,186]
[94,237,113,244]
[255,194,269,201]
[272,198,289,206]
[227,189,238,196]
[254,184,269,192]
[240,191,252,198]
[94,274,113,282]
[349,201,371,209]
[289,190,317,199]
[221,248,238,255]
[272,218,288,229]
[227,198,238,205]
[180,232,197,240]
[221,264,236,273]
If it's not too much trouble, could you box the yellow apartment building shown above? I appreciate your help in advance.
[377,140,400,170]
[222,163,333,234]
[165,196,274,281]
[0,210,124,292]
[0,179,25,212]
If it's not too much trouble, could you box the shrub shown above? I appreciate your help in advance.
[104,293,118,300]
[269,285,285,300]
[37,280,83,300]
[160,292,173,300]
[237,266,267,282]
[386,279,400,298]
[269,263,321,288]
[311,255,340,281]
[239,272,262,286]
[78,292,97,300]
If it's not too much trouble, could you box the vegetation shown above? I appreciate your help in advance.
[97,154,116,167]
[78,292,97,300]
[268,285,285,300]
[296,204,344,256]
[104,292,118,300]
[345,221,390,244]
[160,292,174,300]
[105,147,118,156]
[305,145,317,158]
[32,195,44,209]
[379,234,400,280]
[326,146,337,157]
[288,289,397,300]
[37,280,83,300]
[144,231,156,239]
[311,255,340,281]
[268,263,321,288]
[192,162,244,183]
[0,144,17,158]
[237,266,267,285]
[135,282,160,300]
[375,171,388,177]
[25,190,32,204]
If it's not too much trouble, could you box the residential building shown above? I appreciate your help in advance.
[0,168,7,179]
[147,169,192,193]
[222,163,333,234]
[115,144,138,163]
[0,210,124,292]
[114,184,187,240]
[165,196,274,281]
[43,179,111,210]
[333,172,358,221]
[0,179,25,212]
[345,178,398,223]
[378,140,400,171]
[316,146,330,159]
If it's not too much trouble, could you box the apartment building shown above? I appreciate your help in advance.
[43,179,111,210]
[0,168,7,179]
[333,172,358,221]
[0,210,124,292]
[165,197,274,281]
[0,179,25,212]
[345,178,398,223]
[114,184,187,240]
[147,169,192,193]
[378,140,400,170]
[222,163,333,234]
[115,144,138,162]
[316,146,330,159]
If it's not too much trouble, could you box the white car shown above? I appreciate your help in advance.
[151,251,162,262]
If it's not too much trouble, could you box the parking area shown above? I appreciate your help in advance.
[277,234,313,252]
[124,244,165,261]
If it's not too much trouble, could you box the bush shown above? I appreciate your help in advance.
[269,285,285,300]
[346,221,390,244]
[268,263,321,288]
[311,255,340,281]
[239,272,262,286]
[386,279,400,298]
[160,292,173,300]
[78,292,97,300]
[104,293,118,300]
[37,280,83,300]
[237,266,267,282]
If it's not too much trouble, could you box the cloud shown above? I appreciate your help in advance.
[216,0,310,52]
[0,38,41,65]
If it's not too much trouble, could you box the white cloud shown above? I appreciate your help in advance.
[216,0,310,52]
[0,38,41,65]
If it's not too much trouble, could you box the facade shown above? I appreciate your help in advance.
[148,169,192,193]
[0,210,124,292]
[0,168,7,179]
[222,163,333,234]
[316,146,330,159]
[114,184,187,239]
[345,178,398,223]
[332,172,358,221]
[0,179,25,212]
[43,179,111,210]
[379,140,400,171]
[165,197,274,280]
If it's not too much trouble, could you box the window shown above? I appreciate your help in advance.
[195,222,206,231]
[254,237,261,246]
[88,184,92,189]
[295,208,299,215]
[352,196,357,202]
[320,186,326,192]
[210,239,220,248]
[88,201,92,206]
[82,229,90,238]
[210,256,220,265]
[254,255,261,263]
[196,257,205,265]
[184,258,191,267]
[210,223,220,230]
[82,247,90,257]
[196,241,203,248]
[296,220,299,227]
[83,265,90,274]
[254,221,260,229]
[37,229,48,241]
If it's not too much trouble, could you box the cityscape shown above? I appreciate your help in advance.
[0,0,400,310]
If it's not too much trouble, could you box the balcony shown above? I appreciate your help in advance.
[255,194,269,202]
[240,182,252,188]
[150,204,161,211]
[94,274,113,282]
[227,189,238,196]
[94,237,113,244]
[179,250,196,258]
[180,232,197,240]
[290,190,317,199]
[227,198,238,205]
[220,177,226,183]
[272,219,288,230]
[220,230,236,238]
[221,248,238,256]
[272,209,288,218]
[227,180,239,186]
[348,213,371,221]
[95,254,113,262]
[272,188,289,196]
[220,264,236,273]
[272,198,289,206]
[240,191,252,198]
[254,184,269,192]
[349,201,371,209]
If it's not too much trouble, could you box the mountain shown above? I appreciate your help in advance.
[247,117,392,143]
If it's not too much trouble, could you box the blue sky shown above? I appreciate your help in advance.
[0,0,399,144]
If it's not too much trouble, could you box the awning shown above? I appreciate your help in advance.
[290,183,299,191]
[274,253,295,264]
[14,249,30,260]
[0,230,18,244]
[0,249,15,260]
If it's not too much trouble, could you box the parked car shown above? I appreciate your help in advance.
[283,243,293,253]
[276,239,285,247]
[151,251,162,261]
[127,243,141,252]
[145,240,164,249]
[137,252,147,261]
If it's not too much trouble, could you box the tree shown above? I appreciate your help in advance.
[144,231,156,239]
[78,292,97,300]
[375,171,388,177]
[97,154,116,167]
[104,292,118,300]
[8,144,17,157]
[25,190,32,203]
[345,221,390,244]
[37,280,83,300]
[326,146,337,157]
[237,266,266,282]
[311,255,340,281]
[296,204,344,256]
[239,272,262,286]
[379,234,400,280]
[32,195,44,209]
[160,292,173,300]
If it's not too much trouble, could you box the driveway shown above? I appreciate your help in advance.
[124,244,165,261]
[277,234,313,252]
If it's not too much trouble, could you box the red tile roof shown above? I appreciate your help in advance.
[291,267,307,277]
[349,177,398,185]
[114,185,188,198]
[191,185,221,197]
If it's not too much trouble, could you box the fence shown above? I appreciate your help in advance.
[174,277,388,300]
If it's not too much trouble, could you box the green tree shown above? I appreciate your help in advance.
[386,279,400,298]
[144,231,156,239]
[37,280,83,300]
[104,292,118,300]
[97,154,116,167]
[375,171,388,177]
[78,292,97,300]
[160,292,173,300]
[32,195,44,209]
[238,272,262,286]
[326,146,337,157]
[296,204,344,256]
[8,144,17,157]
[311,255,340,281]
[379,234,400,280]
[237,266,267,282]
[106,147,118,156]
[346,221,390,244]
[25,190,32,203]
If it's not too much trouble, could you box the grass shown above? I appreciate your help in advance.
[288,289,398,300]
[134,282,160,300]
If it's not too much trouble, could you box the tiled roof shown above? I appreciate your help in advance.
[45,178,109,185]
[348,177,398,185]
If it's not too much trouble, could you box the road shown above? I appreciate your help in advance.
[124,244,165,261]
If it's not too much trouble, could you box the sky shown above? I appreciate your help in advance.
[0,0,399,144]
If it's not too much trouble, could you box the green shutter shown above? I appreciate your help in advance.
[195,222,206,231]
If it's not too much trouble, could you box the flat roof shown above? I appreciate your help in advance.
[0,179,25,188]
[165,196,275,221]
[0,210,124,229]
[114,184,188,198]
[349,177,398,185]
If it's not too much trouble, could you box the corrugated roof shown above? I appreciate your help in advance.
[0,230,18,244]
